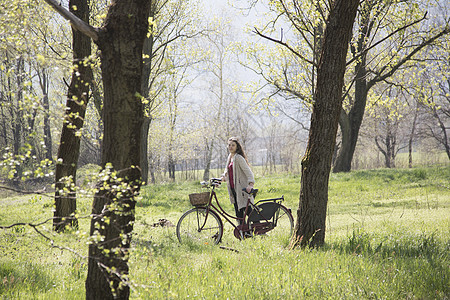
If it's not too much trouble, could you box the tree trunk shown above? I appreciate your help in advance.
[203,139,213,181]
[53,0,92,232]
[291,0,359,248]
[168,153,175,180]
[333,42,368,172]
[148,150,156,184]
[140,116,151,184]
[41,70,53,161]
[408,104,418,168]
[140,3,156,185]
[85,1,150,299]
[0,91,7,146]
[385,133,392,168]
[333,0,371,173]
[12,57,24,184]
[432,107,450,160]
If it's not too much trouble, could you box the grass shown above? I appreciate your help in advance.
[0,165,449,299]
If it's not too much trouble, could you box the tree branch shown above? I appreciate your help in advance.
[42,0,99,41]
[0,185,53,197]
[369,25,450,88]
[253,27,316,67]
[347,12,428,67]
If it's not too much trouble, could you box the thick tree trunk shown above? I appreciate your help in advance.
[85,1,150,299]
[291,0,359,248]
[53,0,91,232]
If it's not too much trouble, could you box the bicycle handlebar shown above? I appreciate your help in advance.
[203,179,258,197]
[211,178,222,184]
[242,188,258,197]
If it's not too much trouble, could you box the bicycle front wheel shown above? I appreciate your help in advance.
[176,207,223,245]
[256,203,294,243]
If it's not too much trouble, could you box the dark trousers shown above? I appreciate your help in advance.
[231,188,251,224]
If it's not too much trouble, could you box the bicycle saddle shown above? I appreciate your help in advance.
[243,188,258,198]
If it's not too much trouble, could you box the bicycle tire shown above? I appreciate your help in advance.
[254,203,294,242]
[176,207,223,245]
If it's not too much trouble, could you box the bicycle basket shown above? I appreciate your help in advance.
[189,192,210,206]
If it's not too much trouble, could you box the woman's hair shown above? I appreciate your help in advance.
[228,137,249,164]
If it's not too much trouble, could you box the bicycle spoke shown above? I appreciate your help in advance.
[176,207,223,245]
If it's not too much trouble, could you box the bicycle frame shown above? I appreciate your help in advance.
[198,183,286,240]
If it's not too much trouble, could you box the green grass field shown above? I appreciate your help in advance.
[0,165,449,299]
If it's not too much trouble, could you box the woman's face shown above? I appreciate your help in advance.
[228,141,237,154]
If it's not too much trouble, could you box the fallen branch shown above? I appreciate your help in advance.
[219,246,239,253]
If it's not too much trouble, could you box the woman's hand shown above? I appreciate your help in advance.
[246,183,254,193]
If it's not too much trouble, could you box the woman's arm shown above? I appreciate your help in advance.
[235,155,255,191]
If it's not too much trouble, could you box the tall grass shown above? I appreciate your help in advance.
[0,165,448,298]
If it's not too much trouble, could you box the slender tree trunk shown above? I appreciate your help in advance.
[408,104,418,168]
[203,139,214,181]
[148,150,156,184]
[291,0,359,248]
[140,9,155,185]
[90,77,103,164]
[85,1,150,298]
[333,54,368,173]
[13,57,24,184]
[140,116,151,184]
[385,133,392,168]
[168,153,175,180]
[53,0,92,232]
[432,107,450,160]
[332,4,371,173]
[41,70,53,161]
[0,90,7,146]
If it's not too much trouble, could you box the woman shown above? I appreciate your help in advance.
[221,137,255,224]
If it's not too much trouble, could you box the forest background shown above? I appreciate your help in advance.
[0,0,448,186]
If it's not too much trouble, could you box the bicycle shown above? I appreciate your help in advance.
[176,178,294,245]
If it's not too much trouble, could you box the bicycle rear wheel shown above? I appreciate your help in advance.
[176,207,223,245]
[255,203,294,242]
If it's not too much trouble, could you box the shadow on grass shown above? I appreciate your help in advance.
[133,236,210,257]
[367,199,439,209]
[329,230,446,259]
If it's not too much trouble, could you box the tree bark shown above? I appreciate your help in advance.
[84,1,150,299]
[53,0,92,232]
[333,5,370,173]
[291,0,359,248]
